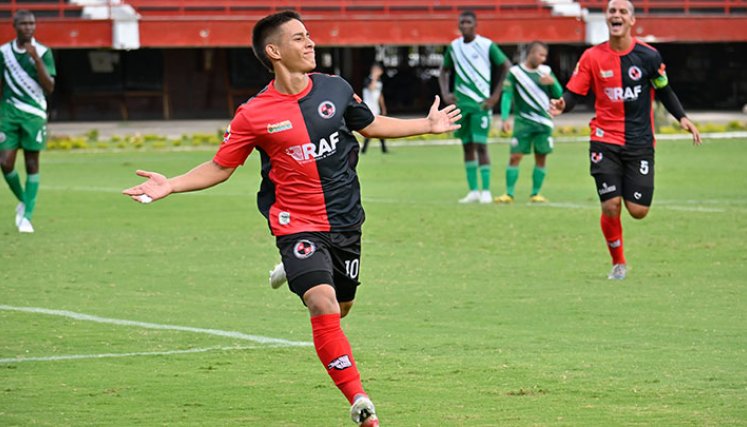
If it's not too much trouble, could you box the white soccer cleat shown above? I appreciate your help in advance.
[458,190,481,204]
[479,190,493,204]
[608,263,627,280]
[15,202,25,226]
[17,217,34,233]
[268,262,287,289]
[350,395,379,426]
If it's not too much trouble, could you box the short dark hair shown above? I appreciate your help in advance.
[526,40,548,55]
[252,10,303,72]
[13,10,35,26]
[459,10,477,21]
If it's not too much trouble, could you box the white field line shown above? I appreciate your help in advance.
[0,305,312,347]
[0,345,272,364]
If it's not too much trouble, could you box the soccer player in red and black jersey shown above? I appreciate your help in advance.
[550,0,701,280]
[122,11,460,427]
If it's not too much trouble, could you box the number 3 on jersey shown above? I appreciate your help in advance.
[480,116,489,129]
[344,259,360,279]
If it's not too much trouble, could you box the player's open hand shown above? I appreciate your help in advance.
[427,95,461,134]
[679,117,702,145]
[549,98,565,116]
[122,170,173,204]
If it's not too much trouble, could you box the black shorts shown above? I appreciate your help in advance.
[589,141,655,206]
[275,230,362,303]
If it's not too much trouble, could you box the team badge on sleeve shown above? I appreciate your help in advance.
[222,125,231,143]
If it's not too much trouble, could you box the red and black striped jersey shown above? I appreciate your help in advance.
[567,39,669,147]
[214,73,375,236]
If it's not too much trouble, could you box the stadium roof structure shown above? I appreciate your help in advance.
[0,0,746,48]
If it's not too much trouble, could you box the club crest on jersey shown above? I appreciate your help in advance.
[600,69,614,79]
[268,120,293,134]
[591,152,603,163]
[318,101,336,119]
[628,65,642,81]
[294,239,316,259]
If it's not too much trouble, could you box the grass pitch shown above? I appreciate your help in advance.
[1,137,746,426]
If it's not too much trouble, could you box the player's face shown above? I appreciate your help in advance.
[605,0,635,38]
[528,46,548,68]
[458,15,476,40]
[275,19,316,72]
[14,15,36,42]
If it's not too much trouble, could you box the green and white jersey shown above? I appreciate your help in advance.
[443,35,507,112]
[0,38,56,119]
[502,64,562,131]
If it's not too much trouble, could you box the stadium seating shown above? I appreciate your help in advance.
[0,0,83,19]
[124,0,553,17]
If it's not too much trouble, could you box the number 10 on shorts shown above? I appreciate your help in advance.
[345,259,360,279]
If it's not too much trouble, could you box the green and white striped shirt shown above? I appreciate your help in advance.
[501,64,563,131]
[443,35,507,113]
[0,38,56,119]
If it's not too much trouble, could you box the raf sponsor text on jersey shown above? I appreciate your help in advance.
[286,131,340,162]
[604,85,642,102]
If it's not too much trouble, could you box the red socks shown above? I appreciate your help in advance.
[600,214,626,264]
[311,313,365,404]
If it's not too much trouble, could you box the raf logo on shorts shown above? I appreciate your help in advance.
[591,152,603,163]
[294,239,316,259]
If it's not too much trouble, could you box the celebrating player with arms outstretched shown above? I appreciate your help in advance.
[551,0,701,280]
[123,11,460,426]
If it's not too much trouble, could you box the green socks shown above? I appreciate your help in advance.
[4,170,24,202]
[465,160,478,191]
[479,164,491,191]
[505,166,519,197]
[23,173,40,220]
[532,167,546,196]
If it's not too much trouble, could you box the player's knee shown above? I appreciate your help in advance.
[303,285,340,316]
[339,301,354,318]
[601,198,622,217]
[628,206,649,219]
[509,154,522,165]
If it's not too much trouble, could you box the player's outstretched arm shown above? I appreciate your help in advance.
[359,95,461,139]
[122,160,235,203]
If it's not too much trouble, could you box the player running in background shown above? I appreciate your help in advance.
[0,10,56,233]
[439,10,511,204]
[551,0,701,280]
[123,11,460,426]
[495,41,562,204]
[361,62,388,154]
